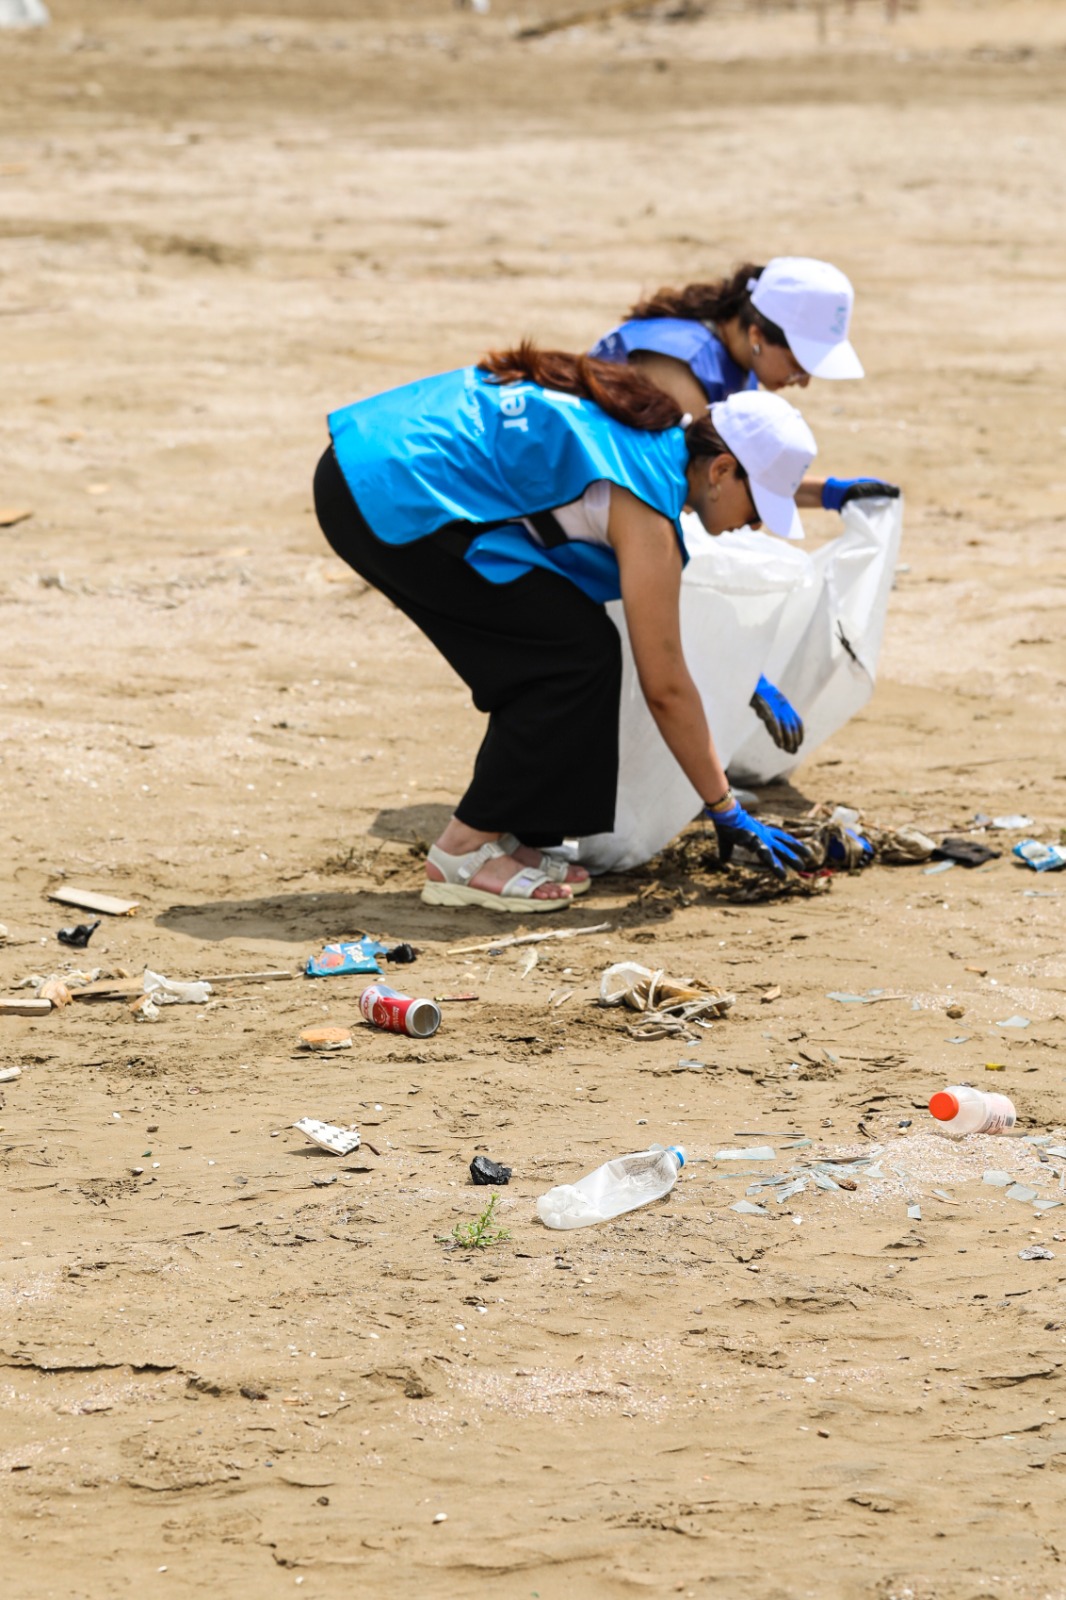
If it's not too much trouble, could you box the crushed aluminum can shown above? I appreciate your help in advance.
[359,982,441,1039]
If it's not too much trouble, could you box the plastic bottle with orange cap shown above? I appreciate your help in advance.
[929,1085,1016,1136]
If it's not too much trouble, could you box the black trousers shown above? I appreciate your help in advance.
[313,447,622,847]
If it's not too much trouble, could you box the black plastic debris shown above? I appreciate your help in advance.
[470,1155,512,1186]
[932,837,1000,868]
[57,919,101,949]
[385,942,419,964]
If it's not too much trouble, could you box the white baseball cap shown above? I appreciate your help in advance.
[750,256,864,381]
[710,389,817,541]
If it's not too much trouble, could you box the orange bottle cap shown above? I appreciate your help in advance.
[929,1090,960,1121]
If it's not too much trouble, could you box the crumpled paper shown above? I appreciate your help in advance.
[869,824,938,863]
[132,968,212,1021]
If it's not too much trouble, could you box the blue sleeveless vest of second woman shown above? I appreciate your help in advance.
[590,317,758,405]
[328,366,690,605]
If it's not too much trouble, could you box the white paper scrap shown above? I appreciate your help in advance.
[293,1118,361,1157]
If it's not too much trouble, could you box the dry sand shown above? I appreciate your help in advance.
[2,2,1066,1595]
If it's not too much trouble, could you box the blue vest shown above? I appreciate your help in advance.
[328,366,690,603]
[590,317,758,405]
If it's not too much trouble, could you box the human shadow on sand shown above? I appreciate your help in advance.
[156,782,816,944]
[155,884,633,945]
[368,802,453,843]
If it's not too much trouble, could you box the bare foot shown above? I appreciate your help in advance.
[427,821,571,902]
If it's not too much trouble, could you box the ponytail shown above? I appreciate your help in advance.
[480,341,680,432]
[626,262,789,350]
[479,340,742,473]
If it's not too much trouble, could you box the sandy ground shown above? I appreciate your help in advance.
[2,1,1066,1595]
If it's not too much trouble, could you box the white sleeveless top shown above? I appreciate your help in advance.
[521,480,611,549]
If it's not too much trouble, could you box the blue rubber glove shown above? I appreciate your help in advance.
[705,795,812,878]
[821,476,901,512]
[750,675,804,755]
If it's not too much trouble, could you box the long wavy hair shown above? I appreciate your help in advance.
[479,341,743,471]
[626,262,789,350]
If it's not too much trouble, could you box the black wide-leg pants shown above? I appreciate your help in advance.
[313,447,622,848]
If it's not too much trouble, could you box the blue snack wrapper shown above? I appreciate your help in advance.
[306,937,388,978]
[1013,840,1066,873]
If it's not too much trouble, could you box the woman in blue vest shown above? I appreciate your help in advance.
[592,256,899,754]
[315,347,816,913]
[591,255,864,408]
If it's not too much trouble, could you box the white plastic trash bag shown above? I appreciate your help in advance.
[729,494,903,783]
[576,495,903,873]
[576,526,806,873]
[0,0,50,26]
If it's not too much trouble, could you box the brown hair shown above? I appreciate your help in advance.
[626,263,789,350]
[478,341,742,469]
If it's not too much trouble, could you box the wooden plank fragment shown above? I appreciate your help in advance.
[0,998,52,1017]
[48,888,139,916]
[69,980,141,1002]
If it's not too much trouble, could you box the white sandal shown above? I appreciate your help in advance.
[422,841,572,914]
[497,833,590,895]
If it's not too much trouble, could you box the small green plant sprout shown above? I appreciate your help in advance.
[448,1193,511,1250]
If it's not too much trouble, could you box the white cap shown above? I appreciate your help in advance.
[710,390,817,541]
[750,256,864,380]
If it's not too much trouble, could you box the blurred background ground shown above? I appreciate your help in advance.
[2,3,1066,1597]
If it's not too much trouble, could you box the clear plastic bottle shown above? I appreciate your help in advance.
[536,1144,685,1230]
[929,1085,1016,1135]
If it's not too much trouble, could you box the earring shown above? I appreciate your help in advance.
[752,343,762,356]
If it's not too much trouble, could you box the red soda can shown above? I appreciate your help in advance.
[359,982,441,1039]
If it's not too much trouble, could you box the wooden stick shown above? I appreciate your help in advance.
[198,970,294,986]
[0,998,52,1016]
[448,922,610,957]
[517,0,653,41]
[928,753,1037,770]
[71,969,295,1002]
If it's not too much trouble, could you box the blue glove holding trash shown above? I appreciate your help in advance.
[821,476,901,512]
[705,793,812,878]
[750,675,804,755]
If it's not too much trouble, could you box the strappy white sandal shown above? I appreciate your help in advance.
[497,833,590,896]
[422,841,572,914]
